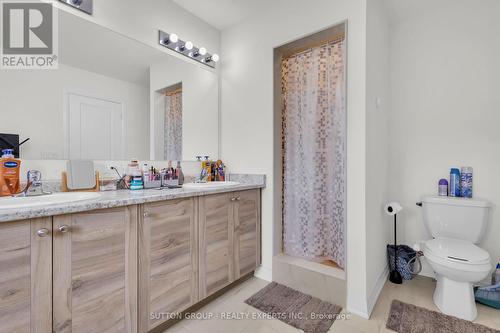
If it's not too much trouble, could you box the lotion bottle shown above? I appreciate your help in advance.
[0,149,21,195]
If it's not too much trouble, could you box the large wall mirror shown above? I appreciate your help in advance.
[0,9,219,162]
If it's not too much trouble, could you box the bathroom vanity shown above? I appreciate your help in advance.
[0,184,262,333]
[0,5,262,332]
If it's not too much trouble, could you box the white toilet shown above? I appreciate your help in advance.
[420,196,492,321]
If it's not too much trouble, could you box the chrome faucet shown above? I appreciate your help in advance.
[24,170,51,196]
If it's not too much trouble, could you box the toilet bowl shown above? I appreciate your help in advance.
[419,196,492,321]
[424,238,491,321]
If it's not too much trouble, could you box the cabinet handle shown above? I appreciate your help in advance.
[143,212,149,217]
[230,198,236,202]
[236,197,241,201]
[37,228,50,237]
[58,225,70,233]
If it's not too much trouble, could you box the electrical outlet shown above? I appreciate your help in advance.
[40,152,58,159]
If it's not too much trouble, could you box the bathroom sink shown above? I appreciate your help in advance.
[0,192,101,210]
[183,181,240,189]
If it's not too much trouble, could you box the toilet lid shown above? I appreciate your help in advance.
[424,238,490,264]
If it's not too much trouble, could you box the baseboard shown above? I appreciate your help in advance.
[346,305,370,319]
[367,264,389,317]
[254,265,272,281]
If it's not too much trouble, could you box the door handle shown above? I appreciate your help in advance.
[58,225,70,233]
[37,228,50,237]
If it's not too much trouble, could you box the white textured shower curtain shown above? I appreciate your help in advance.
[164,90,182,161]
[282,39,346,268]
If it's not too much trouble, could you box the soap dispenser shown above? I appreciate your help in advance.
[0,149,21,196]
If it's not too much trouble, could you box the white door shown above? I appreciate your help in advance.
[68,94,124,160]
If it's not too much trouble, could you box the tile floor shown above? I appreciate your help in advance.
[163,276,500,333]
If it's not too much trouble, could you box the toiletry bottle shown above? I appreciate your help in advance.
[204,156,212,182]
[220,162,226,181]
[449,168,461,197]
[0,149,21,196]
[142,164,150,183]
[128,160,143,190]
[125,160,136,188]
[211,160,216,181]
[176,161,184,185]
[160,168,167,185]
[438,179,448,196]
[167,161,174,180]
[460,167,473,198]
[492,263,500,285]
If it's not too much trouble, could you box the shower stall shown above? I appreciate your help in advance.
[276,23,347,271]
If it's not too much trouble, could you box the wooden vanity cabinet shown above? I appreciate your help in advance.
[0,218,52,333]
[198,189,261,298]
[198,192,235,299]
[138,198,198,333]
[233,189,261,279]
[52,206,138,333]
[0,188,260,333]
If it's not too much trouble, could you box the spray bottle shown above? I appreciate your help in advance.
[493,262,500,285]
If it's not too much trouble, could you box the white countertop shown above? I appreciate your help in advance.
[0,179,264,223]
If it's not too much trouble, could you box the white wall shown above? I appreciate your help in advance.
[365,0,390,314]
[150,59,219,161]
[220,0,371,316]
[52,0,220,59]
[0,64,149,160]
[19,159,202,181]
[388,0,500,275]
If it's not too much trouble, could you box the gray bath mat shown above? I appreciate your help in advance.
[245,282,342,333]
[387,300,500,333]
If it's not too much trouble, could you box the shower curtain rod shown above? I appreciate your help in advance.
[284,36,345,59]
[165,88,182,96]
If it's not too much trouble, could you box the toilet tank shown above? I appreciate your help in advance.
[421,196,490,243]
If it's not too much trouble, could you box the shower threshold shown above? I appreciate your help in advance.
[273,254,347,307]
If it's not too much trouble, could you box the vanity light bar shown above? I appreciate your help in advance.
[59,0,93,15]
[158,31,219,68]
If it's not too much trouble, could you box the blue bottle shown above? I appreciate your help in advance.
[493,263,500,285]
[449,168,461,197]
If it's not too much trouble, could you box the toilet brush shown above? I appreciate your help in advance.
[385,202,403,284]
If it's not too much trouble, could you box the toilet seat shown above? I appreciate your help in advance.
[424,238,490,268]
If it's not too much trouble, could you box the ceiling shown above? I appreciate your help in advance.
[172,0,446,30]
[171,0,268,30]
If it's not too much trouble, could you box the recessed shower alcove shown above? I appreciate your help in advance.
[272,22,347,307]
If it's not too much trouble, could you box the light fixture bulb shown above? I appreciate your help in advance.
[185,41,193,51]
[198,47,207,56]
[169,33,179,43]
[211,54,220,62]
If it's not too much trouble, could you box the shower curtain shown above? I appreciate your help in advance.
[282,39,346,268]
[164,90,182,160]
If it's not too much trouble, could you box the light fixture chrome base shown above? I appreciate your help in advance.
[59,0,93,15]
[159,30,216,68]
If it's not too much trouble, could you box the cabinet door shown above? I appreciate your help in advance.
[198,193,234,299]
[138,198,198,332]
[0,218,52,333]
[52,207,137,333]
[234,190,261,279]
